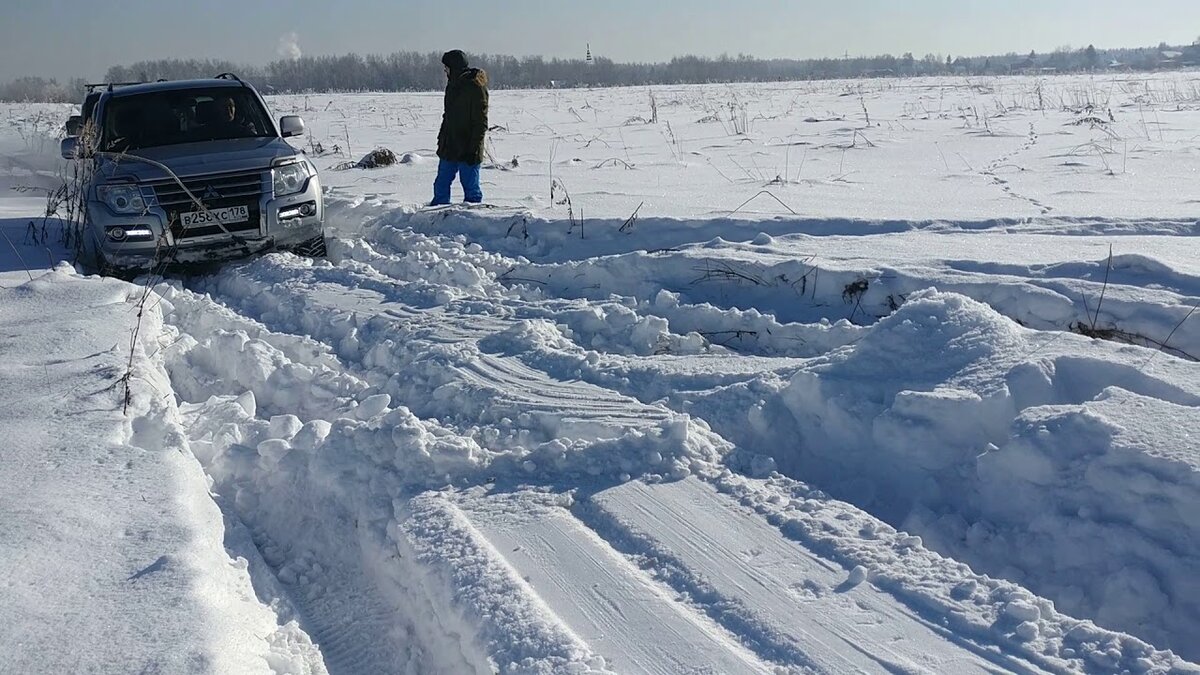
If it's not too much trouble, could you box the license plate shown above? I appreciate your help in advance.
[180,205,250,228]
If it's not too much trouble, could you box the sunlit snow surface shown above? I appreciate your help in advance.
[2,73,1199,673]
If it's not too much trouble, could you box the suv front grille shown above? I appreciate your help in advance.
[149,169,266,241]
[150,169,265,208]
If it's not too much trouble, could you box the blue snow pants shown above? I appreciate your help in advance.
[431,160,483,205]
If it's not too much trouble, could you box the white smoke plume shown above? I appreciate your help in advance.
[277,32,302,60]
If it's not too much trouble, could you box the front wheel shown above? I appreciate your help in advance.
[82,231,141,281]
[293,234,327,258]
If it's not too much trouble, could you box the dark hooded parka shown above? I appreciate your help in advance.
[437,50,489,165]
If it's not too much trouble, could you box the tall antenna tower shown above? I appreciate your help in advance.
[586,43,594,65]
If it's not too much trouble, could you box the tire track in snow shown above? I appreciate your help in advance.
[451,489,776,675]
[169,251,1111,674]
[336,211,1200,671]
[191,255,675,446]
[575,477,1051,675]
[161,285,610,674]
[176,256,955,671]
[165,208,1197,672]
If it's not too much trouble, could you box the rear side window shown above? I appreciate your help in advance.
[101,88,274,152]
[81,92,100,121]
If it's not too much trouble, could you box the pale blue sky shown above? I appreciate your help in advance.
[3,0,1198,81]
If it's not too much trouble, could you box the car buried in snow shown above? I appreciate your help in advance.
[61,74,325,277]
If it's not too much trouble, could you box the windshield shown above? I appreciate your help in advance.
[101,87,274,152]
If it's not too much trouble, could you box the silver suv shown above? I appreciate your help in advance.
[61,74,325,276]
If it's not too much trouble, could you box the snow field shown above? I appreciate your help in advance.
[283,73,1200,222]
[3,72,1200,672]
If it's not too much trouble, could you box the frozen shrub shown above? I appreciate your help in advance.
[357,147,398,169]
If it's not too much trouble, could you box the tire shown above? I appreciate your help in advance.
[94,247,136,281]
[80,230,108,275]
[294,234,327,258]
[82,229,140,281]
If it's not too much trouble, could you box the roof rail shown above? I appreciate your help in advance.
[213,72,243,83]
[84,81,145,93]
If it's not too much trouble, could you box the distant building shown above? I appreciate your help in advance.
[1158,51,1184,69]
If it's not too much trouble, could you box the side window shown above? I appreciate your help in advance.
[232,93,262,133]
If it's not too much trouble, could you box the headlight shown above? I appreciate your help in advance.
[97,184,146,214]
[273,161,312,198]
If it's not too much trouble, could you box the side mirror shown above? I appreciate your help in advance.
[280,115,305,138]
[65,115,83,136]
[60,136,79,160]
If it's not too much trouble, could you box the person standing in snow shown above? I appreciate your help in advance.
[431,50,489,205]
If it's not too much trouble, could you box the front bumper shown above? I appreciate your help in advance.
[90,171,324,269]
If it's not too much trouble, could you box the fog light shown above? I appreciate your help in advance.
[279,202,316,221]
[107,227,127,241]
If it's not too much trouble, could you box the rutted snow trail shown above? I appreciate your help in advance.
[152,197,1196,673]
[456,479,1041,674]
[450,490,772,675]
[582,478,1019,673]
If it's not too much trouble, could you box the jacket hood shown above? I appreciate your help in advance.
[457,68,488,88]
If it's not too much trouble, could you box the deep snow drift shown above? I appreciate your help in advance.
[2,72,1199,673]
[0,266,325,674]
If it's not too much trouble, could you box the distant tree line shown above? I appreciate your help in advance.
[0,76,90,103]
[4,40,1199,102]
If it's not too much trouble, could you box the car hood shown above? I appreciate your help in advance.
[99,137,299,182]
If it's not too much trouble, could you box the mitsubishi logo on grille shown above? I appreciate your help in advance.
[202,185,222,200]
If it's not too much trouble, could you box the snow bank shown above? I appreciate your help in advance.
[710,472,1197,674]
[0,265,324,674]
[762,289,1200,659]
[962,388,1200,653]
[330,197,1199,363]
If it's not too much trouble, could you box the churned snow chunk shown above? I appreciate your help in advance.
[355,393,392,420]
[291,420,332,452]
[235,390,257,417]
[1014,621,1039,641]
[845,565,868,588]
[1004,600,1041,623]
[257,439,293,463]
[951,579,978,600]
[268,414,303,440]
